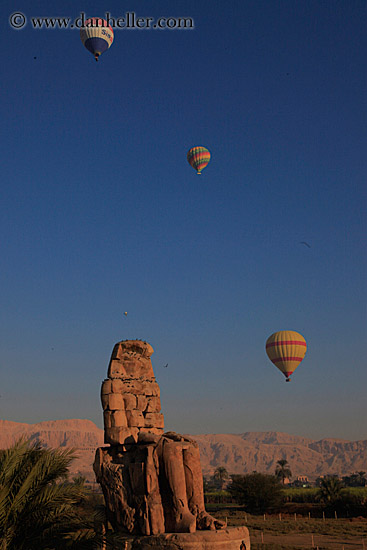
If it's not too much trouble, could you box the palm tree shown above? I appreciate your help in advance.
[0,439,101,550]
[317,476,344,504]
[274,459,292,485]
[213,467,229,490]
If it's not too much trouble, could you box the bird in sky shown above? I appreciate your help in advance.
[163,363,168,368]
[300,241,311,248]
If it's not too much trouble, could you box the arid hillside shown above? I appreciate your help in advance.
[192,432,367,479]
[1,419,366,481]
[0,419,104,482]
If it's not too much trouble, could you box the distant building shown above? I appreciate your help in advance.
[296,475,309,483]
[290,475,310,487]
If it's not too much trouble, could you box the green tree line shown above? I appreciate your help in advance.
[204,461,367,515]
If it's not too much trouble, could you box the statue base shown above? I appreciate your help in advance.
[120,526,250,550]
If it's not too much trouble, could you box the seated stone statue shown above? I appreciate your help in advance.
[93,340,226,535]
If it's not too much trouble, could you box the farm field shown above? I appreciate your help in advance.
[210,507,367,550]
[283,488,367,503]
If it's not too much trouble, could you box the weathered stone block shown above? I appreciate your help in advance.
[103,410,112,429]
[104,426,139,445]
[111,410,128,427]
[111,340,154,361]
[101,379,112,394]
[109,358,155,379]
[101,393,109,410]
[146,396,161,413]
[123,360,154,378]
[108,393,124,411]
[123,393,137,409]
[119,526,250,549]
[126,409,145,427]
[118,380,144,394]
[111,378,124,393]
[139,380,160,397]
[144,412,164,429]
[108,359,125,378]
[110,379,157,395]
[110,343,121,360]
[138,427,164,437]
[137,395,148,410]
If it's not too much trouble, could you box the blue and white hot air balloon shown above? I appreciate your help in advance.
[80,18,114,61]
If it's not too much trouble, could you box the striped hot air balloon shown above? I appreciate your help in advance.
[265,330,307,382]
[187,146,211,175]
[80,18,114,61]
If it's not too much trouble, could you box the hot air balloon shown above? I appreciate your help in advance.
[187,146,211,175]
[80,18,114,61]
[265,330,307,382]
[124,312,128,316]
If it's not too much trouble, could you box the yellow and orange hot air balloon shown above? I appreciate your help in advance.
[265,330,307,382]
[187,146,211,175]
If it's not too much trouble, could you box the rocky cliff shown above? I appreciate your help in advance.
[0,420,366,481]
[192,432,367,479]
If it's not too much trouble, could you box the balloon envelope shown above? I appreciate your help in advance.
[80,18,114,61]
[187,146,211,174]
[265,330,307,381]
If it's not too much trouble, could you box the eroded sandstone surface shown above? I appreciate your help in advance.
[93,340,226,536]
[100,340,164,446]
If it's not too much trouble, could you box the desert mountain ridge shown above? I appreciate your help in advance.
[0,419,366,482]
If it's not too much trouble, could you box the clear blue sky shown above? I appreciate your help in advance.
[1,0,366,441]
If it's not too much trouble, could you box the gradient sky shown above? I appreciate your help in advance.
[1,0,366,441]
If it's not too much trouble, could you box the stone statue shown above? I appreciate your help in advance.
[93,340,250,549]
